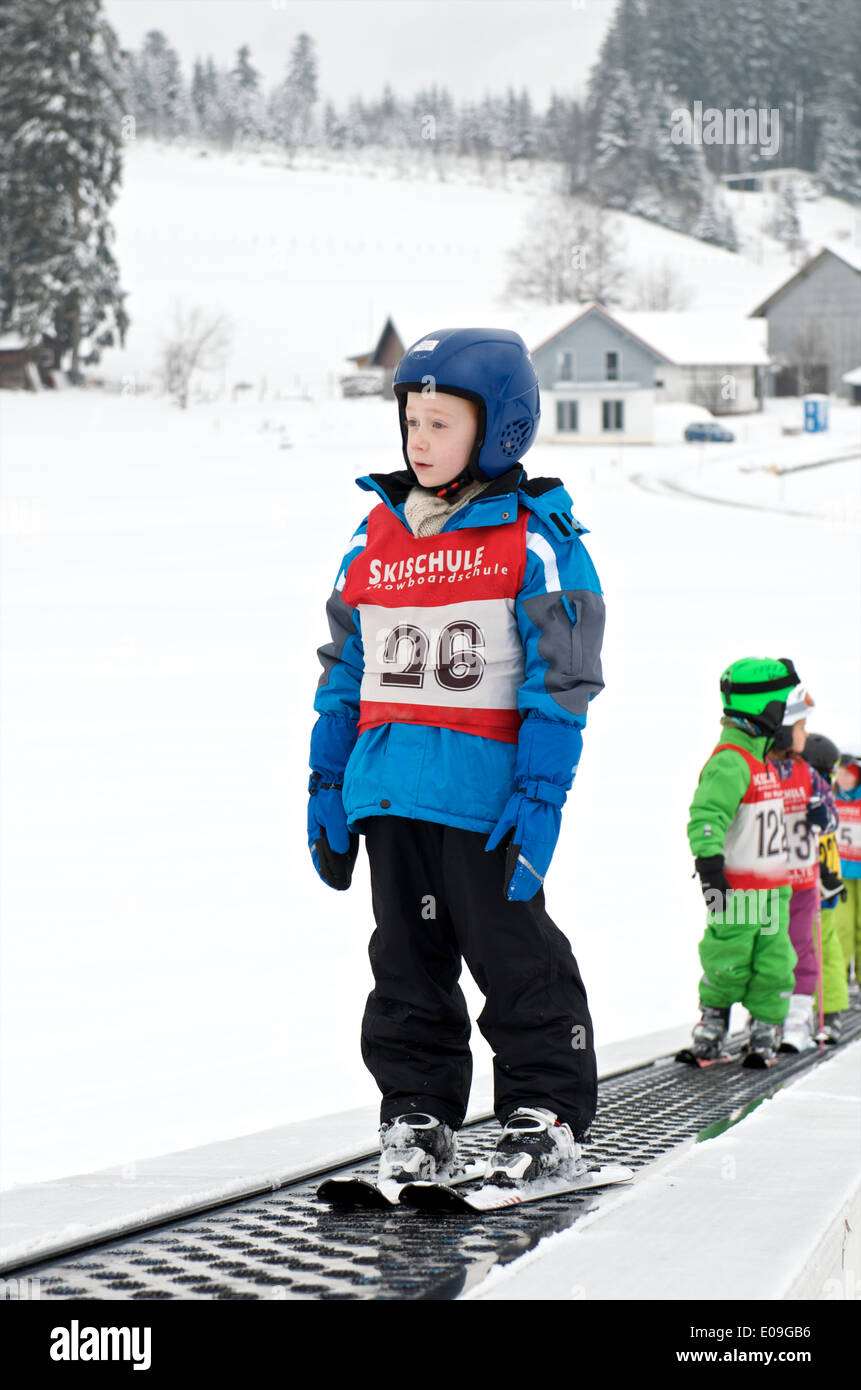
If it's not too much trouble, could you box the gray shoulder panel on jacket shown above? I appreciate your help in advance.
[316,588,360,690]
[520,588,605,716]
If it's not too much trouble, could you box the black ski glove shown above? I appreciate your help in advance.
[314,826,359,891]
[806,801,830,833]
[820,861,845,901]
[695,854,731,915]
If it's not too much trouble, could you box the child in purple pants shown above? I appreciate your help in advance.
[767,687,837,1051]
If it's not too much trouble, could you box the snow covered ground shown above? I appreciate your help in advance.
[632,398,861,525]
[1,384,858,1190]
[0,142,859,1190]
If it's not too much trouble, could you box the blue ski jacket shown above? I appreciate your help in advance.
[309,464,605,836]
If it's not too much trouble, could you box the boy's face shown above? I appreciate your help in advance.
[404,389,479,488]
[836,764,860,791]
[791,718,807,754]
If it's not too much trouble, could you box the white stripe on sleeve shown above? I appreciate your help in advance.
[335,531,367,592]
[525,528,560,593]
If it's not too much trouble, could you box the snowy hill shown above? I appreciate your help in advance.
[96,141,861,396]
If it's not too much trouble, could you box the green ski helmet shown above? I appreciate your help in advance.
[719,656,800,735]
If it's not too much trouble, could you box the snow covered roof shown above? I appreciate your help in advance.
[0,333,30,351]
[612,310,771,366]
[751,244,861,316]
[507,302,770,366]
[822,241,861,273]
[510,302,672,364]
[506,302,593,355]
[842,365,861,386]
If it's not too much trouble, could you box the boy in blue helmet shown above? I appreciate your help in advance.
[308,327,606,1191]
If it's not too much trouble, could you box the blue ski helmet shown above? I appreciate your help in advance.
[392,327,540,484]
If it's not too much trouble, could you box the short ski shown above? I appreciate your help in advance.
[740,1050,777,1069]
[675,1048,733,1069]
[317,1160,486,1209]
[398,1163,634,1213]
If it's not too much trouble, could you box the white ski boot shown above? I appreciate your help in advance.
[377,1112,459,1185]
[779,994,816,1053]
[484,1107,586,1189]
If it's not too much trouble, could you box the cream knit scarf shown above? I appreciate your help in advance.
[403,477,491,538]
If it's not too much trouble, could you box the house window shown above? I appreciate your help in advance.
[556,400,579,432]
[557,350,575,382]
[605,351,619,381]
[602,400,624,431]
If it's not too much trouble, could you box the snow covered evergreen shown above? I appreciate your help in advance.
[0,0,129,378]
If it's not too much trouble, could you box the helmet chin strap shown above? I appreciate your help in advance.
[428,419,489,498]
[431,466,472,500]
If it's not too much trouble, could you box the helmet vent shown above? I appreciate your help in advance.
[500,418,532,454]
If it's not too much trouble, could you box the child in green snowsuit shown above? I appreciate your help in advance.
[685,657,800,1060]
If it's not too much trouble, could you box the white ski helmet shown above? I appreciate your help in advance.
[782,684,815,723]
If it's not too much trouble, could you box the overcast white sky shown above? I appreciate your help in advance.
[102,0,616,107]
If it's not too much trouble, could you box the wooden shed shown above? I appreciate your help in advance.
[342,316,405,397]
[0,335,42,391]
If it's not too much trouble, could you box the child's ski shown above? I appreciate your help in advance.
[398,1163,634,1214]
[675,1048,734,1069]
[740,1049,778,1069]
[317,1160,486,1209]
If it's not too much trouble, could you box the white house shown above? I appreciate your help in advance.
[510,302,771,444]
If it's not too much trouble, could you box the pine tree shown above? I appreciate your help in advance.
[271,32,318,154]
[768,181,808,260]
[191,57,208,132]
[590,67,643,209]
[818,105,861,204]
[131,29,188,139]
[224,44,263,147]
[201,57,223,143]
[0,0,129,379]
[340,95,367,150]
[815,0,861,203]
[323,99,348,151]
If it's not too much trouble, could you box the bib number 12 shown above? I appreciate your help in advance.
[755,806,785,859]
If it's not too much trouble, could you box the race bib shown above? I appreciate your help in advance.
[836,799,861,862]
[342,504,528,742]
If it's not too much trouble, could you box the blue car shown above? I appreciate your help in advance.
[684,421,735,442]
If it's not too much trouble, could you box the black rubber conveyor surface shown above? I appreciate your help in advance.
[15,1015,861,1301]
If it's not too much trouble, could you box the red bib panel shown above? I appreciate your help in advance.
[836,798,861,864]
[776,757,818,889]
[341,505,529,743]
[712,742,790,889]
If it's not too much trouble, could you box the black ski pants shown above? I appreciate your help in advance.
[361,815,597,1140]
